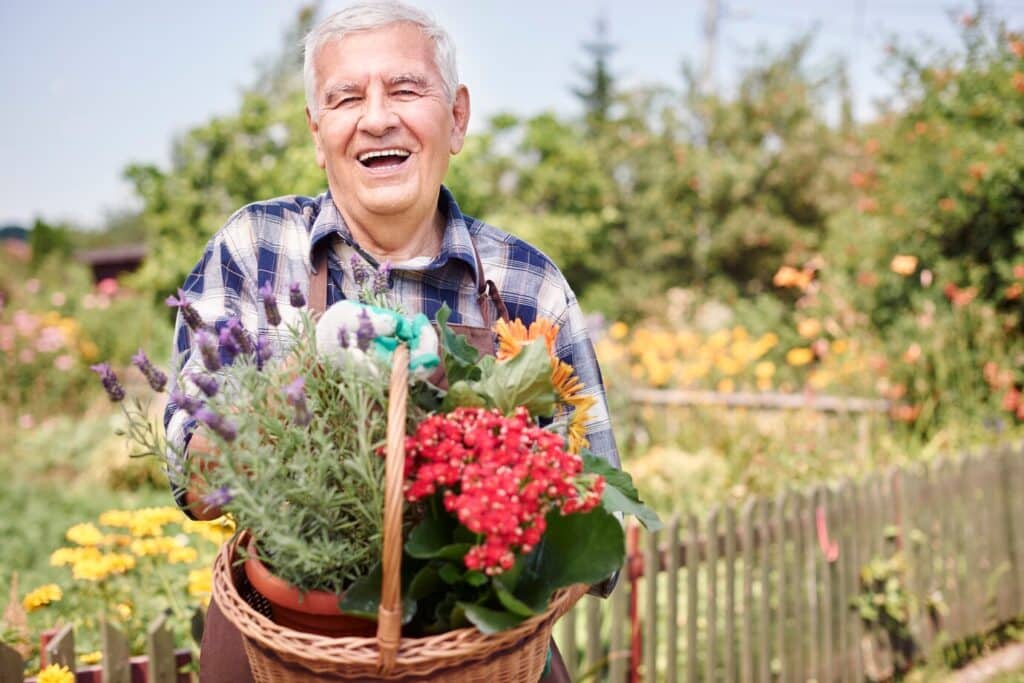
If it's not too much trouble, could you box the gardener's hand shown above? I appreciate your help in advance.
[184,429,224,521]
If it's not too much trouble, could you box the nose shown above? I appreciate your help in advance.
[357,88,399,137]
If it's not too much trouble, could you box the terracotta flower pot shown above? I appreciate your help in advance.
[242,538,376,637]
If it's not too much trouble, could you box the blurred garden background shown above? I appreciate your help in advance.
[4,0,1024,679]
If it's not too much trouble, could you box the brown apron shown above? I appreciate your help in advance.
[199,240,571,682]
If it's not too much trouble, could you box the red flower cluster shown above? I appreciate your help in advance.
[401,406,604,575]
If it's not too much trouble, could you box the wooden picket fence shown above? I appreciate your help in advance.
[554,442,1024,682]
[2,611,197,683]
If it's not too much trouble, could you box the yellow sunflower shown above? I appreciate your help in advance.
[494,318,594,453]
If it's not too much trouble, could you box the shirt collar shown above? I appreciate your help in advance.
[308,186,479,287]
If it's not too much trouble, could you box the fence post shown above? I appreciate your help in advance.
[147,612,176,683]
[724,505,737,683]
[773,492,788,681]
[739,499,755,683]
[758,500,771,683]
[46,623,75,671]
[705,506,719,682]
[644,523,660,682]
[0,642,22,682]
[686,514,700,683]
[101,620,130,683]
[665,515,680,683]
[609,574,629,683]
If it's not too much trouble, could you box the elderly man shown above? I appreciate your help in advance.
[167,2,620,680]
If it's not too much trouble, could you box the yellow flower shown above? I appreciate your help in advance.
[128,507,184,538]
[890,254,918,276]
[831,339,849,355]
[36,664,74,683]
[130,537,179,557]
[66,522,104,546]
[22,584,62,611]
[756,376,772,391]
[50,546,101,567]
[188,568,213,605]
[99,509,134,528]
[182,517,235,546]
[714,356,741,376]
[72,553,136,582]
[116,602,133,619]
[797,319,822,339]
[608,321,629,340]
[166,547,199,564]
[786,348,815,367]
[79,339,100,361]
[717,378,735,393]
[754,361,776,379]
[79,651,102,665]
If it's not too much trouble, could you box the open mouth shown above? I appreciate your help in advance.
[357,148,411,170]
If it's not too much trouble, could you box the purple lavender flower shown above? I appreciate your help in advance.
[131,349,167,392]
[195,329,221,372]
[226,318,254,355]
[90,363,125,402]
[201,486,234,508]
[169,389,204,415]
[289,282,306,308]
[189,372,219,398]
[283,376,312,426]
[195,407,237,442]
[336,324,350,350]
[258,282,282,326]
[255,333,273,367]
[356,308,375,352]
[373,261,392,295]
[165,289,207,332]
[351,254,371,286]
[218,327,239,365]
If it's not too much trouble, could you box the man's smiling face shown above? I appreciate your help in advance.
[307,22,469,225]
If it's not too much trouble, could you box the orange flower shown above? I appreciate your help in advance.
[772,265,814,290]
[968,162,988,180]
[786,347,815,367]
[914,121,928,135]
[1014,263,1024,279]
[494,317,593,453]
[938,197,957,212]
[890,254,918,276]
[1006,283,1023,301]
[494,318,558,361]
[1014,72,1024,94]
[849,171,872,189]
[1011,39,1024,59]
[864,138,880,155]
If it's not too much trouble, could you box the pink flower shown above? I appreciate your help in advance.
[97,278,119,296]
[18,414,34,429]
[24,279,40,294]
[50,292,66,306]
[53,355,74,371]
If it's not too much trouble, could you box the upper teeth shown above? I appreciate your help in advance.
[358,149,411,162]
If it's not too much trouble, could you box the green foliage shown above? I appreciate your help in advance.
[28,219,73,268]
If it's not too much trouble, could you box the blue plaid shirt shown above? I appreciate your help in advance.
[165,186,619,497]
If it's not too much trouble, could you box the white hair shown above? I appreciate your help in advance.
[303,1,459,122]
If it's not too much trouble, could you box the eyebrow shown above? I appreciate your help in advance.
[387,73,430,89]
[321,82,360,103]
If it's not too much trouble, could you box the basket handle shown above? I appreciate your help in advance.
[378,344,409,673]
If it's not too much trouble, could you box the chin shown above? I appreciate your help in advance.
[356,186,421,215]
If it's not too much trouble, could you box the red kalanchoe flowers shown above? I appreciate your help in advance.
[400,406,604,575]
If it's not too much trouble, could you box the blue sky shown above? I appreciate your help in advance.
[2,0,1021,228]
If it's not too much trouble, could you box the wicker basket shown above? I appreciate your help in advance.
[212,345,587,681]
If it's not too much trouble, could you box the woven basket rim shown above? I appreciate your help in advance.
[213,534,587,677]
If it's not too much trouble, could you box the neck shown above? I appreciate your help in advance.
[335,203,445,262]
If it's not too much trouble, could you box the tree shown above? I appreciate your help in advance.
[572,16,618,134]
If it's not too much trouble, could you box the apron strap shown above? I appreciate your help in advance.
[308,231,510,326]
[310,240,329,317]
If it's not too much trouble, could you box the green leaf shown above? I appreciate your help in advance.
[475,339,556,416]
[441,380,488,412]
[435,303,482,385]
[339,563,417,624]
[459,602,528,634]
[406,513,456,559]
[583,453,663,531]
[494,582,538,617]
[517,506,624,608]
[408,564,442,601]
[438,563,462,585]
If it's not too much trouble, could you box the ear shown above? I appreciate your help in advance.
[448,85,471,155]
[306,107,326,169]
